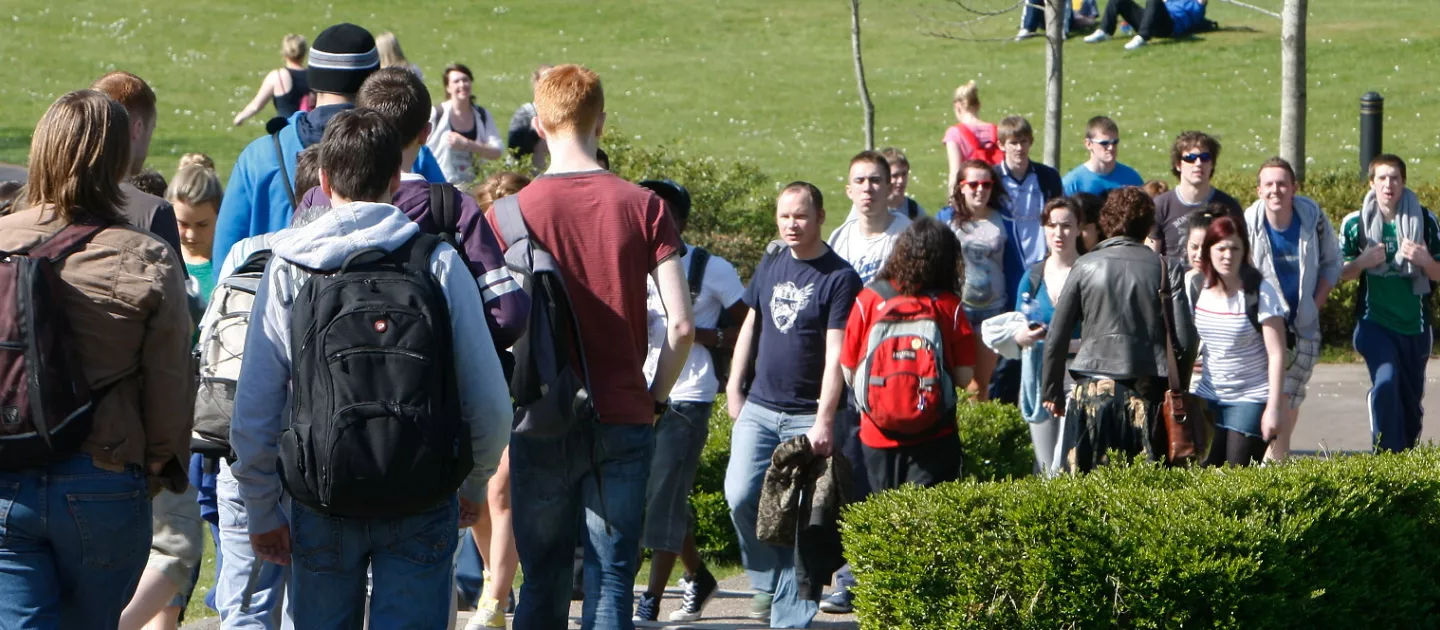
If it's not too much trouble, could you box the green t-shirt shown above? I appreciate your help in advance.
[1340,210,1440,335]
[185,260,216,344]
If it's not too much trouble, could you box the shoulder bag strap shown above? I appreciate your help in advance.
[430,183,459,235]
[954,123,984,158]
[28,222,110,261]
[1158,256,1184,395]
[272,132,298,209]
[687,247,710,303]
[492,195,528,249]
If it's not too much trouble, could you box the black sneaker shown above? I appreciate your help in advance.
[633,592,661,622]
[668,570,719,621]
[819,588,854,614]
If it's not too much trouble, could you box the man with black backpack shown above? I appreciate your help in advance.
[229,109,512,627]
[632,179,747,623]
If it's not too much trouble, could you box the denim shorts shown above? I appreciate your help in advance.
[963,304,1008,330]
[641,401,713,553]
[1204,399,1266,438]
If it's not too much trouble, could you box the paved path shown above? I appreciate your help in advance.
[0,162,25,183]
[180,360,1435,629]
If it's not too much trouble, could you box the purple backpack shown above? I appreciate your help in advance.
[0,223,108,470]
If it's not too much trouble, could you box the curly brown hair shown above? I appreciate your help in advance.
[875,217,964,295]
[1098,186,1155,241]
[1169,130,1221,178]
[475,171,533,211]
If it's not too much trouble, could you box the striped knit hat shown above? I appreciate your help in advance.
[307,23,379,95]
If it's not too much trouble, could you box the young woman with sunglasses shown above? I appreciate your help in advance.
[1149,131,1244,261]
[944,159,1014,401]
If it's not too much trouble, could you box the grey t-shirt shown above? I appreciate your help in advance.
[1150,188,1244,258]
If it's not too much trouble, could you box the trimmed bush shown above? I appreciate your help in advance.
[844,450,1440,629]
[956,400,1036,482]
[691,399,738,564]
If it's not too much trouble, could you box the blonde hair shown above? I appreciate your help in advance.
[178,153,214,171]
[26,90,130,223]
[953,80,980,113]
[534,64,604,136]
[474,172,532,211]
[165,164,223,210]
[282,34,308,64]
[376,32,408,69]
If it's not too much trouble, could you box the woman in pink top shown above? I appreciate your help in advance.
[943,80,999,194]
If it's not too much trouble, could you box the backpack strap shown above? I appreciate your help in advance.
[272,132,298,210]
[954,123,984,159]
[430,183,460,240]
[26,222,109,261]
[687,246,710,304]
[234,249,273,277]
[866,278,899,302]
[1026,260,1046,299]
[402,232,444,271]
[492,195,528,249]
[905,197,920,220]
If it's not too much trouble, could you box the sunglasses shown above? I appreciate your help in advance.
[1089,139,1120,148]
[1181,152,1214,164]
[961,180,994,190]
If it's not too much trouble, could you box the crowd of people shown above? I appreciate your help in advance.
[0,18,1433,630]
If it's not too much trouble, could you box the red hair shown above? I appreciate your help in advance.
[1197,216,1253,290]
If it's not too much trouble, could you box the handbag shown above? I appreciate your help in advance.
[1158,257,1213,466]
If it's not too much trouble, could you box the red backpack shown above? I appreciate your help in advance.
[852,281,956,437]
[0,223,110,470]
[954,123,1004,166]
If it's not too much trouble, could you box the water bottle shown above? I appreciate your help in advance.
[1020,292,1042,330]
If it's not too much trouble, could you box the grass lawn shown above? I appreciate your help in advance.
[4,0,1440,236]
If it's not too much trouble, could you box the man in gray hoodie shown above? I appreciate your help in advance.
[1243,156,1341,460]
[229,109,511,627]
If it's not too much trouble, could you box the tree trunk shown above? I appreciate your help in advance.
[1043,0,1064,168]
[1280,0,1307,182]
[850,0,876,149]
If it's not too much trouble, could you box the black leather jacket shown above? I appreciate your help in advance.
[1041,237,1196,406]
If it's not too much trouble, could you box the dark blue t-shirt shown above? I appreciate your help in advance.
[1265,215,1303,322]
[744,247,862,414]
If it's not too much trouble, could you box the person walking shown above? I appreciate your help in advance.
[1186,216,1289,466]
[427,63,504,186]
[232,34,311,126]
[943,159,1017,402]
[0,88,193,629]
[1339,154,1440,453]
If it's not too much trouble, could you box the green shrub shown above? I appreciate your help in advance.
[477,128,779,281]
[690,398,738,564]
[955,400,1036,482]
[1213,168,1440,351]
[844,450,1440,629]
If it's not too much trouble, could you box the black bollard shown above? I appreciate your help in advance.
[1360,92,1384,178]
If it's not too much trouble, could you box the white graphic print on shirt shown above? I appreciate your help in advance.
[770,282,815,334]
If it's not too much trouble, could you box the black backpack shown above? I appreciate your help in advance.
[491,195,598,437]
[428,182,466,263]
[278,233,472,518]
[0,223,113,470]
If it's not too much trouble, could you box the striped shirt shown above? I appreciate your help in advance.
[1192,278,1288,403]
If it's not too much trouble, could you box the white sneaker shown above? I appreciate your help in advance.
[1124,35,1148,50]
[1015,28,1037,41]
[1083,30,1111,43]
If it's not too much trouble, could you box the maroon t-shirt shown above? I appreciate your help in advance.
[490,170,682,424]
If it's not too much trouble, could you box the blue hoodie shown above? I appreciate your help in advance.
[213,107,449,273]
[229,202,512,535]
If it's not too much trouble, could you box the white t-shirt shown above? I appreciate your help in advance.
[642,244,747,403]
[827,213,912,283]
[1191,277,1288,402]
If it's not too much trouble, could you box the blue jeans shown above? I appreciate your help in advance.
[511,422,654,630]
[725,402,820,629]
[288,498,459,629]
[215,460,292,630]
[1355,319,1431,452]
[0,453,151,629]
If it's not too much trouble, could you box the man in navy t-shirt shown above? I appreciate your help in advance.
[724,182,861,628]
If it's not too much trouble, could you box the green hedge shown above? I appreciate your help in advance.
[690,396,1035,566]
[844,450,1440,629]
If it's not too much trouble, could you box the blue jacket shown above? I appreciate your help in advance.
[213,109,449,273]
[1168,0,1207,36]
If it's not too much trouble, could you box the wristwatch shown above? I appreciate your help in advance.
[653,399,670,418]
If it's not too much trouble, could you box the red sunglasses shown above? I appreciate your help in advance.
[961,180,994,190]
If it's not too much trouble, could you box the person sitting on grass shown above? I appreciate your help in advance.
[1085,0,1215,50]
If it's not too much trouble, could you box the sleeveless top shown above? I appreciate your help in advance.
[273,68,309,118]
